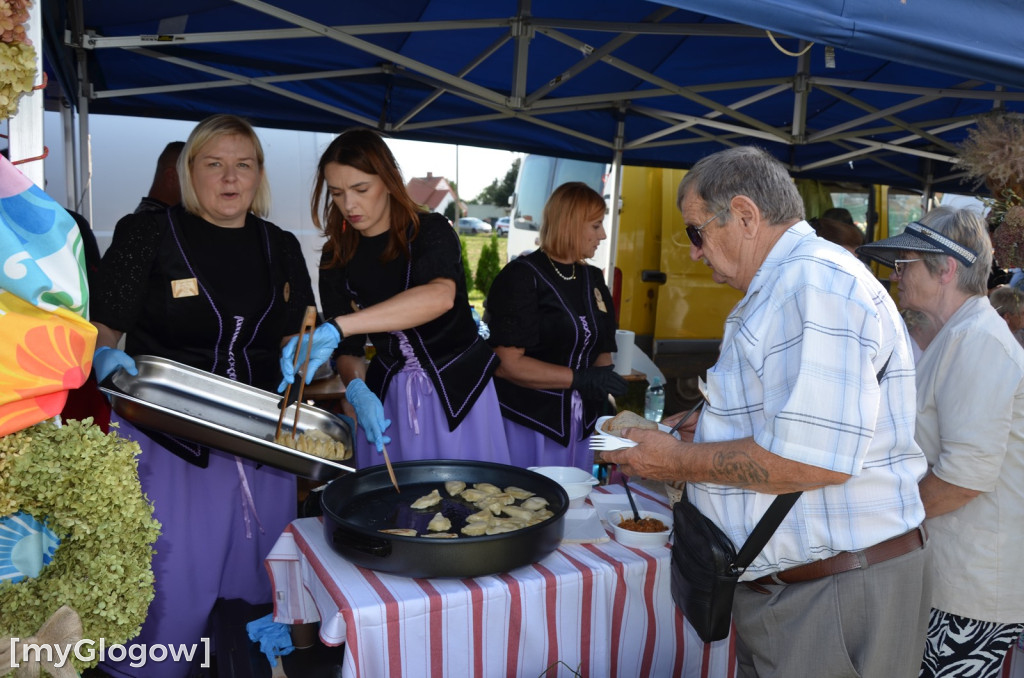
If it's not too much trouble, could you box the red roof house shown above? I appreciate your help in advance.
[406,172,458,215]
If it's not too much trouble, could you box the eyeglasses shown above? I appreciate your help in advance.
[685,209,729,248]
[893,258,922,277]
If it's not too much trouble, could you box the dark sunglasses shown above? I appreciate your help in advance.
[685,208,728,248]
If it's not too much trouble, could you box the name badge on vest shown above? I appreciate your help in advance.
[171,277,199,298]
[594,288,607,313]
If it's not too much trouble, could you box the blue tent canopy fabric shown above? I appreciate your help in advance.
[45,0,1024,193]
[655,0,1024,92]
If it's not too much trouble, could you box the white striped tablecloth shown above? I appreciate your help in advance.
[266,484,737,678]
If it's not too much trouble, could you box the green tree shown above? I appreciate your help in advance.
[444,200,459,224]
[475,233,501,296]
[473,158,520,206]
[460,235,474,294]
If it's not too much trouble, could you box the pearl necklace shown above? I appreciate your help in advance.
[546,254,576,281]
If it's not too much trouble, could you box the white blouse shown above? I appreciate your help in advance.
[916,295,1024,623]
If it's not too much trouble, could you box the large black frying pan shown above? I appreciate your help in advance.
[321,459,570,578]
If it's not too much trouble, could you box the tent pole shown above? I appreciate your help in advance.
[605,114,625,285]
[71,0,92,222]
[62,102,75,209]
[791,43,811,144]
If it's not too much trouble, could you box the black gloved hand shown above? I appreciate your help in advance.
[571,364,629,401]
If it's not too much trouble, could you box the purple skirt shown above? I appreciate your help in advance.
[354,370,511,468]
[501,392,594,472]
[101,414,296,678]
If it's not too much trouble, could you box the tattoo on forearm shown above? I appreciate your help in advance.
[710,450,769,487]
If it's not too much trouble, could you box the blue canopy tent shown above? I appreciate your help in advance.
[44,0,1024,213]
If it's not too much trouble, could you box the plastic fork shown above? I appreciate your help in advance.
[589,431,636,451]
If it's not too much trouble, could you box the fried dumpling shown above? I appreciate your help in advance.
[460,522,489,536]
[422,532,458,539]
[501,505,536,522]
[445,480,466,496]
[379,528,418,537]
[485,522,520,535]
[504,486,535,500]
[520,496,549,511]
[473,482,502,496]
[465,509,494,523]
[427,512,452,532]
[411,489,442,510]
[459,488,490,503]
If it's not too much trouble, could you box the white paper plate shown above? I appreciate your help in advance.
[592,416,678,449]
[561,507,609,544]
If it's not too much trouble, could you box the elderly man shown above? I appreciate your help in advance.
[601,146,930,677]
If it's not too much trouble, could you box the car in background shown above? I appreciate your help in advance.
[457,217,492,235]
[495,216,510,236]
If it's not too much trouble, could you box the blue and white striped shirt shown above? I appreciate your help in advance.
[691,221,927,578]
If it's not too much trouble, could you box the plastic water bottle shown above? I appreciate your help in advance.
[644,377,665,422]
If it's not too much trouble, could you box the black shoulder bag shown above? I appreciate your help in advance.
[671,352,892,643]
[669,490,800,643]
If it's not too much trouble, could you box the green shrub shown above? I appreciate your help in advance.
[460,236,473,293]
[475,233,501,296]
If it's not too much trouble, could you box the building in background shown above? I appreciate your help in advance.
[406,172,458,216]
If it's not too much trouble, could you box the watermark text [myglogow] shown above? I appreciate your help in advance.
[7,637,211,670]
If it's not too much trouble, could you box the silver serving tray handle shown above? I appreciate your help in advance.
[99,355,356,480]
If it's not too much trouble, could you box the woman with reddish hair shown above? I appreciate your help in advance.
[280,128,510,468]
[485,182,626,471]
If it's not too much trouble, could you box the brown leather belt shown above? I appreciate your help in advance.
[749,525,927,588]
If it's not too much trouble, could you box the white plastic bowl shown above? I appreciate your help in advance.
[610,509,672,548]
[528,466,599,508]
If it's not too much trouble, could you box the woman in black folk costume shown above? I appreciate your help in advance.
[486,182,627,471]
[89,114,315,678]
[278,128,510,468]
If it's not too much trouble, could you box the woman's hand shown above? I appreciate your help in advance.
[571,365,628,400]
[278,322,341,392]
[345,378,392,453]
[93,346,138,382]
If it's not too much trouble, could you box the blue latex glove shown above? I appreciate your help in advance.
[346,378,391,453]
[245,613,293,668]
[93,346,138,383]
[277,321,341,392]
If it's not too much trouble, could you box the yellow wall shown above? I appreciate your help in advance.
[615,166,742,342]
[614,166,665,336]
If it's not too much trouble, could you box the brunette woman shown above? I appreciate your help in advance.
[279,128,510,468]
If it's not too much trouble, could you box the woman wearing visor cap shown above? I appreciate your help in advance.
[858,207,1024,678]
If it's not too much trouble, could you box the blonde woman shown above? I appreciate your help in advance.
[91,114,314,678]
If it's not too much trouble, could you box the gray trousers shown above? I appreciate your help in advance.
[732,540,932,678]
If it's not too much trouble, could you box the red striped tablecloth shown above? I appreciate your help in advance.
[266,484,737,678]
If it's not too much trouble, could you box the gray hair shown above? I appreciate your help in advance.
[916,206,992,296]
[676,146,804,224]
[990,285,1024,317]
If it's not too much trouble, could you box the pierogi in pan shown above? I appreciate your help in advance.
[399,480,559,539]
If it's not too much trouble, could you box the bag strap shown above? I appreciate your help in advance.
[732,491,801,571]
[729,349,893,573]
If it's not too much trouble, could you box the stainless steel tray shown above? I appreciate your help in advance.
[100,355,355,480]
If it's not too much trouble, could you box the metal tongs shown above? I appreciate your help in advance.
[276,306,318,441]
